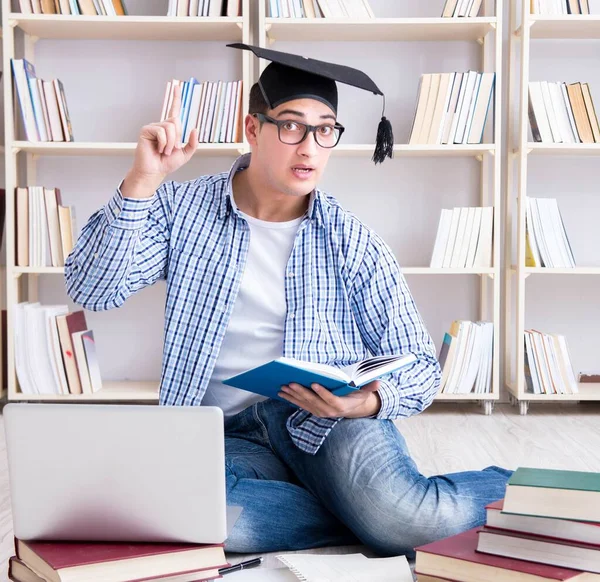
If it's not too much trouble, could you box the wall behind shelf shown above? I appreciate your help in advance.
[22,0,510,391]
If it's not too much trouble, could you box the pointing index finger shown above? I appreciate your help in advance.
[168,83,182,120]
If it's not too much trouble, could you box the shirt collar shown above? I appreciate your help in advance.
[219,153,324,227]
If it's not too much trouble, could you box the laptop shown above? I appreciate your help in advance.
[4,403,240,544]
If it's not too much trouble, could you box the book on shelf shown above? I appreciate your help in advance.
[11,58,74,143]
[19,0,128,15]
[409,71,495,145]
[16,187,76,268]
[415,526,599,581]
[441,0,484,17]
[437,320,493,395]
[14,304,102,396]
[268,0,374,18]
[223,353,417,401]
[10,538,228,582]
[160,78,243,144]
[525,197,575,268]
[524,329,578,395]
[528,81,600,144]
[530,0,600,15]
[167,0,241,17]
[430,206,494,269]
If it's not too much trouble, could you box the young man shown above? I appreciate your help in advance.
[65,44,511,557]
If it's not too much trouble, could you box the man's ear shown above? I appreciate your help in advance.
[245,114,261,146]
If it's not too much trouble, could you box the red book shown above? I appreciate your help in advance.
[15,538,228,582]
[415,527,600,582]
[486,499,600,546]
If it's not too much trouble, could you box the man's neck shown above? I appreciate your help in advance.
[232,165,310,222]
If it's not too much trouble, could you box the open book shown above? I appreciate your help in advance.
[223,353,417,401]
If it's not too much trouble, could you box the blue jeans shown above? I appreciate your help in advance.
[224,399,512,557]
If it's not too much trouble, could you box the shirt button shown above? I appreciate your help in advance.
[289,314,295,319]
[287,271,295,278]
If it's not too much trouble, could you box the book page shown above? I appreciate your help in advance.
[276,553,413,582]
[277,357,350,383]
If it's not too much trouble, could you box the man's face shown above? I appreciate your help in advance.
[245,98,337,198]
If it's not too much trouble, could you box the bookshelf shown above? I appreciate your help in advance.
[259,0,503,414]
[505,0,600,414]
[1,0,251,402]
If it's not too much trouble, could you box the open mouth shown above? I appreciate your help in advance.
[292,166,315,178]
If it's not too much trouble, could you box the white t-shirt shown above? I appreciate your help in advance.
[201,194,306,420]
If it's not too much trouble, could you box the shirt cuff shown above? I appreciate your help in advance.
[375,377,399,419]
[104,180,155,230]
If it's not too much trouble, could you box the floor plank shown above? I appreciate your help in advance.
[0,402,598,576]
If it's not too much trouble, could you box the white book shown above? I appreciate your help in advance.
[228,80,243,143]
[442,73,464,144]
[408,75,431,145]
[72,330,93,395]
[473,206,493,268]
[457,72,482,144]
[455,0,471,16]
[525,197,542,267]
[436,72,457,144]
[418,73,441,145]
[560,82,580,143]
[541,80,562,142]
[468,0,483,16]
[456,207,477,268]
[458,322,482,393]
[450,70,478,144]
[11,59,40,142]
[200,81,216,142]
[465,207,483,268]
[442,208,461,268]
[555,334,579,393]
[210,81,227,143]
[28,77,49,142]
[428,73,453,144]
[167,0,177,16]
[81,330,103,393]
[528,81,554,143]
[14,303,37,394]
[42,80,64,141]
[43,187,64,267]
[218,81,234,143]
[37,79,53,143]
[544,333,567,395]
[101,0,117,15]
[44,306,70,395]
[189,0,200,15]
[550,82,575,144]
[467,72,495,144]
[449,207,470,268]
[195,81,210,138]
[548,198,576,267]
[19,1,33,13]
[524,331,543,394]
[589,0,600,13]
[430,208,453,268]
[445,321,472,394]
[531,330,554,394]
[530,198,553,267]
[537,197,565,267]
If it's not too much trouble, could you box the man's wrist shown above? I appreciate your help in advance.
[362,391,381,417]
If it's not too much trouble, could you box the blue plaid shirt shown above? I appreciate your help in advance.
[65,153,441,455]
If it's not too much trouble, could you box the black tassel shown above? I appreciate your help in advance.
[372,115,394,164]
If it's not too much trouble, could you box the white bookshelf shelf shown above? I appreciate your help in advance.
[13,141,245,156]
[507,382,600,401]
[435,392,498,401]
[265,17,497,42]
[526,143,600,155]
[11,381,159,402]
[9,14,245,41]
[524,267,600,275]
[333,144,495,157]
[528,15,600,39]
[402,267,496,275]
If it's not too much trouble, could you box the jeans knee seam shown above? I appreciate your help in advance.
[253,403,278,455]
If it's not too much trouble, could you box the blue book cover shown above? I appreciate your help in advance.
[223,353,417,404]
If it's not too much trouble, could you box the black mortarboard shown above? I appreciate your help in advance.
[227,42,394,164]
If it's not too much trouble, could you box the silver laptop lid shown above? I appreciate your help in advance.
[4,403,228,544]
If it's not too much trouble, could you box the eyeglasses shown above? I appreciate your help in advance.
[253,113,345,148]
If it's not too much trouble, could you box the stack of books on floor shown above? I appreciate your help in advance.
[441,0,484,17]
[415,467,600,581]
[529,81,600,144]
[167,0,241,16]
[268,0,374,18]
[430,206,494,269]
[409,72,495,145]
[526,197,575,268]
[8,538,228,581]
[16,187,75,268]
[15,305,102,396]
[18,0,127,15]
[531,0,600,15]
[438,320,494,394]
[524,330,579,395]
[161,78,243,144]
[11,59,74,143]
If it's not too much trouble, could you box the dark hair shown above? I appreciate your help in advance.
[249,82,269,115]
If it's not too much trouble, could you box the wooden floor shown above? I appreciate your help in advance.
[0,401,599,576]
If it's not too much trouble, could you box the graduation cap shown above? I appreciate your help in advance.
[227,42,394,164]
